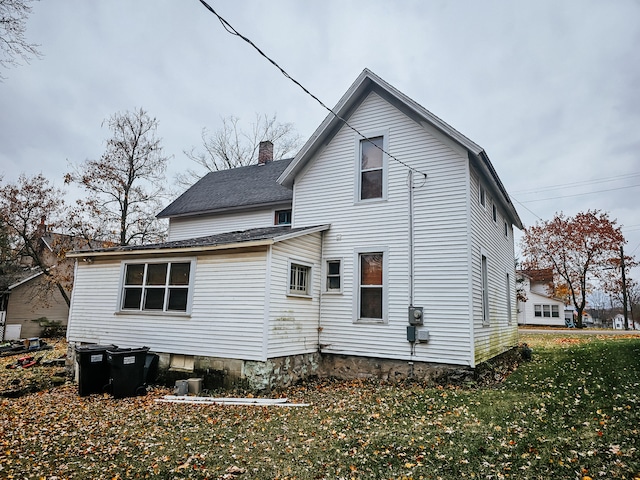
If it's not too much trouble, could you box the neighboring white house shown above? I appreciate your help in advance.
[517,269,568,327]
[612,313,640,330]
[66,69,524,389]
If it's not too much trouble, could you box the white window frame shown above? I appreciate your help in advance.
[506,272,512,324]
[479,184,486,209]
[323,257,343,294]
[287,259,313,298]
[354,130,389,204]
[353,247,389,324]
[481,252,490,326]
[274,208,292,226]
[492,202,497,223]
[117,258,196,315]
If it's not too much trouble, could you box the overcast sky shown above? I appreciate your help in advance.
[2,0,639,277]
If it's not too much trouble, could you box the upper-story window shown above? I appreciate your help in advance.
[275,209,292,225]
[359,136,384,200]
[479,184,486,208]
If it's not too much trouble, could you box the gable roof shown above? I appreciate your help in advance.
[67,224,329,259]
[278,68,523,230]
[157,158,294,219]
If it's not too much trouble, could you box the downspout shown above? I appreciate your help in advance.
[408,170,416,371]
[408,170,415,306]
[318,230,324,352]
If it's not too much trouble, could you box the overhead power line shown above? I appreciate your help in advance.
[197,0,427,178]
[516,184,640,204]
[514,172,640,196]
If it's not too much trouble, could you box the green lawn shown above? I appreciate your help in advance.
[1,333,639,479]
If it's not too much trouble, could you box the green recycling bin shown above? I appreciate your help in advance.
[75,344,116,396]
[107,347,150,398]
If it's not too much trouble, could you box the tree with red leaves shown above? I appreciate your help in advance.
[521,210,625,328]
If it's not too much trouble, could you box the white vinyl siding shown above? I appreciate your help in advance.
[67,233,324,363]
[68,251,269,361]
[167,207,287,241]
[469,167,519,365]
[293,92,473,366]
[267,234,322,358]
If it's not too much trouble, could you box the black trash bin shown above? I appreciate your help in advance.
[144,353,159,384]
[107,347,150,398]
[75,344,116,396]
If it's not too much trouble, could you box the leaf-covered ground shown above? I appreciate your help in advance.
[1,333,639,479]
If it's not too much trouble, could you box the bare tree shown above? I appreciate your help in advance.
[0,173,72,306]
[178,113,302,187]
[65,108,170,246]
[0,0,42,77]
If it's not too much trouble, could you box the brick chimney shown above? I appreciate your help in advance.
[258,140,274,165]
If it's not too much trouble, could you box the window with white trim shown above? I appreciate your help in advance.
[289,262,311,296]
[121,261,193,313]
[479,184,486,208]
[359,136,384,200]
[275,209,292,225]
[325,259,342,293]
[481,254,489,326]
[534,304,560,318]
[492,203,497,222]
[358,252,384,321]
[506,273,512,324]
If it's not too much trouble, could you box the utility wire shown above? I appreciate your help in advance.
[511,196,543,222]
[516,184,640,204]
[197,0,427,178]
[514,172,640,195]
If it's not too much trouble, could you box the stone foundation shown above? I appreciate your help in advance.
[318,353,474,385]
[68,342,519,392]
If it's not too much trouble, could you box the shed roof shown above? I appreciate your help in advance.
[157,158,293,219]
[67,224,329,259]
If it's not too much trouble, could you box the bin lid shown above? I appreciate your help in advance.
[75,344,117,353]
[106,346,150,355]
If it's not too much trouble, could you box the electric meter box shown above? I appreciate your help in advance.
[408,306,424,326]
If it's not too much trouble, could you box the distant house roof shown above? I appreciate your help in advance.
[157,159,294,219]
[67,224,330,259]
[518,268,554,283]
[278,68,523,230]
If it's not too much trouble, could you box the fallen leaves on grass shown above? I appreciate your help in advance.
[0,335,638,479]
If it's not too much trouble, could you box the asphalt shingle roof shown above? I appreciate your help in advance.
[157,159,293,219]
[74,225,327,255]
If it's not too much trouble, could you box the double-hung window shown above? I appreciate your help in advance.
[121,261,193,313]
[359,136,385,201]
[358,252,385,322]
[325,259,342,293]
[481,254,489,326]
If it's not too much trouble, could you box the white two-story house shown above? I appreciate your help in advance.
[66,69,523,389]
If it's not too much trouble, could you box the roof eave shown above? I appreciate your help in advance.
[157,200,292,220]
[67,239,276,260]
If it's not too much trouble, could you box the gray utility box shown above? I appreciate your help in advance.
[416,329,430,342]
